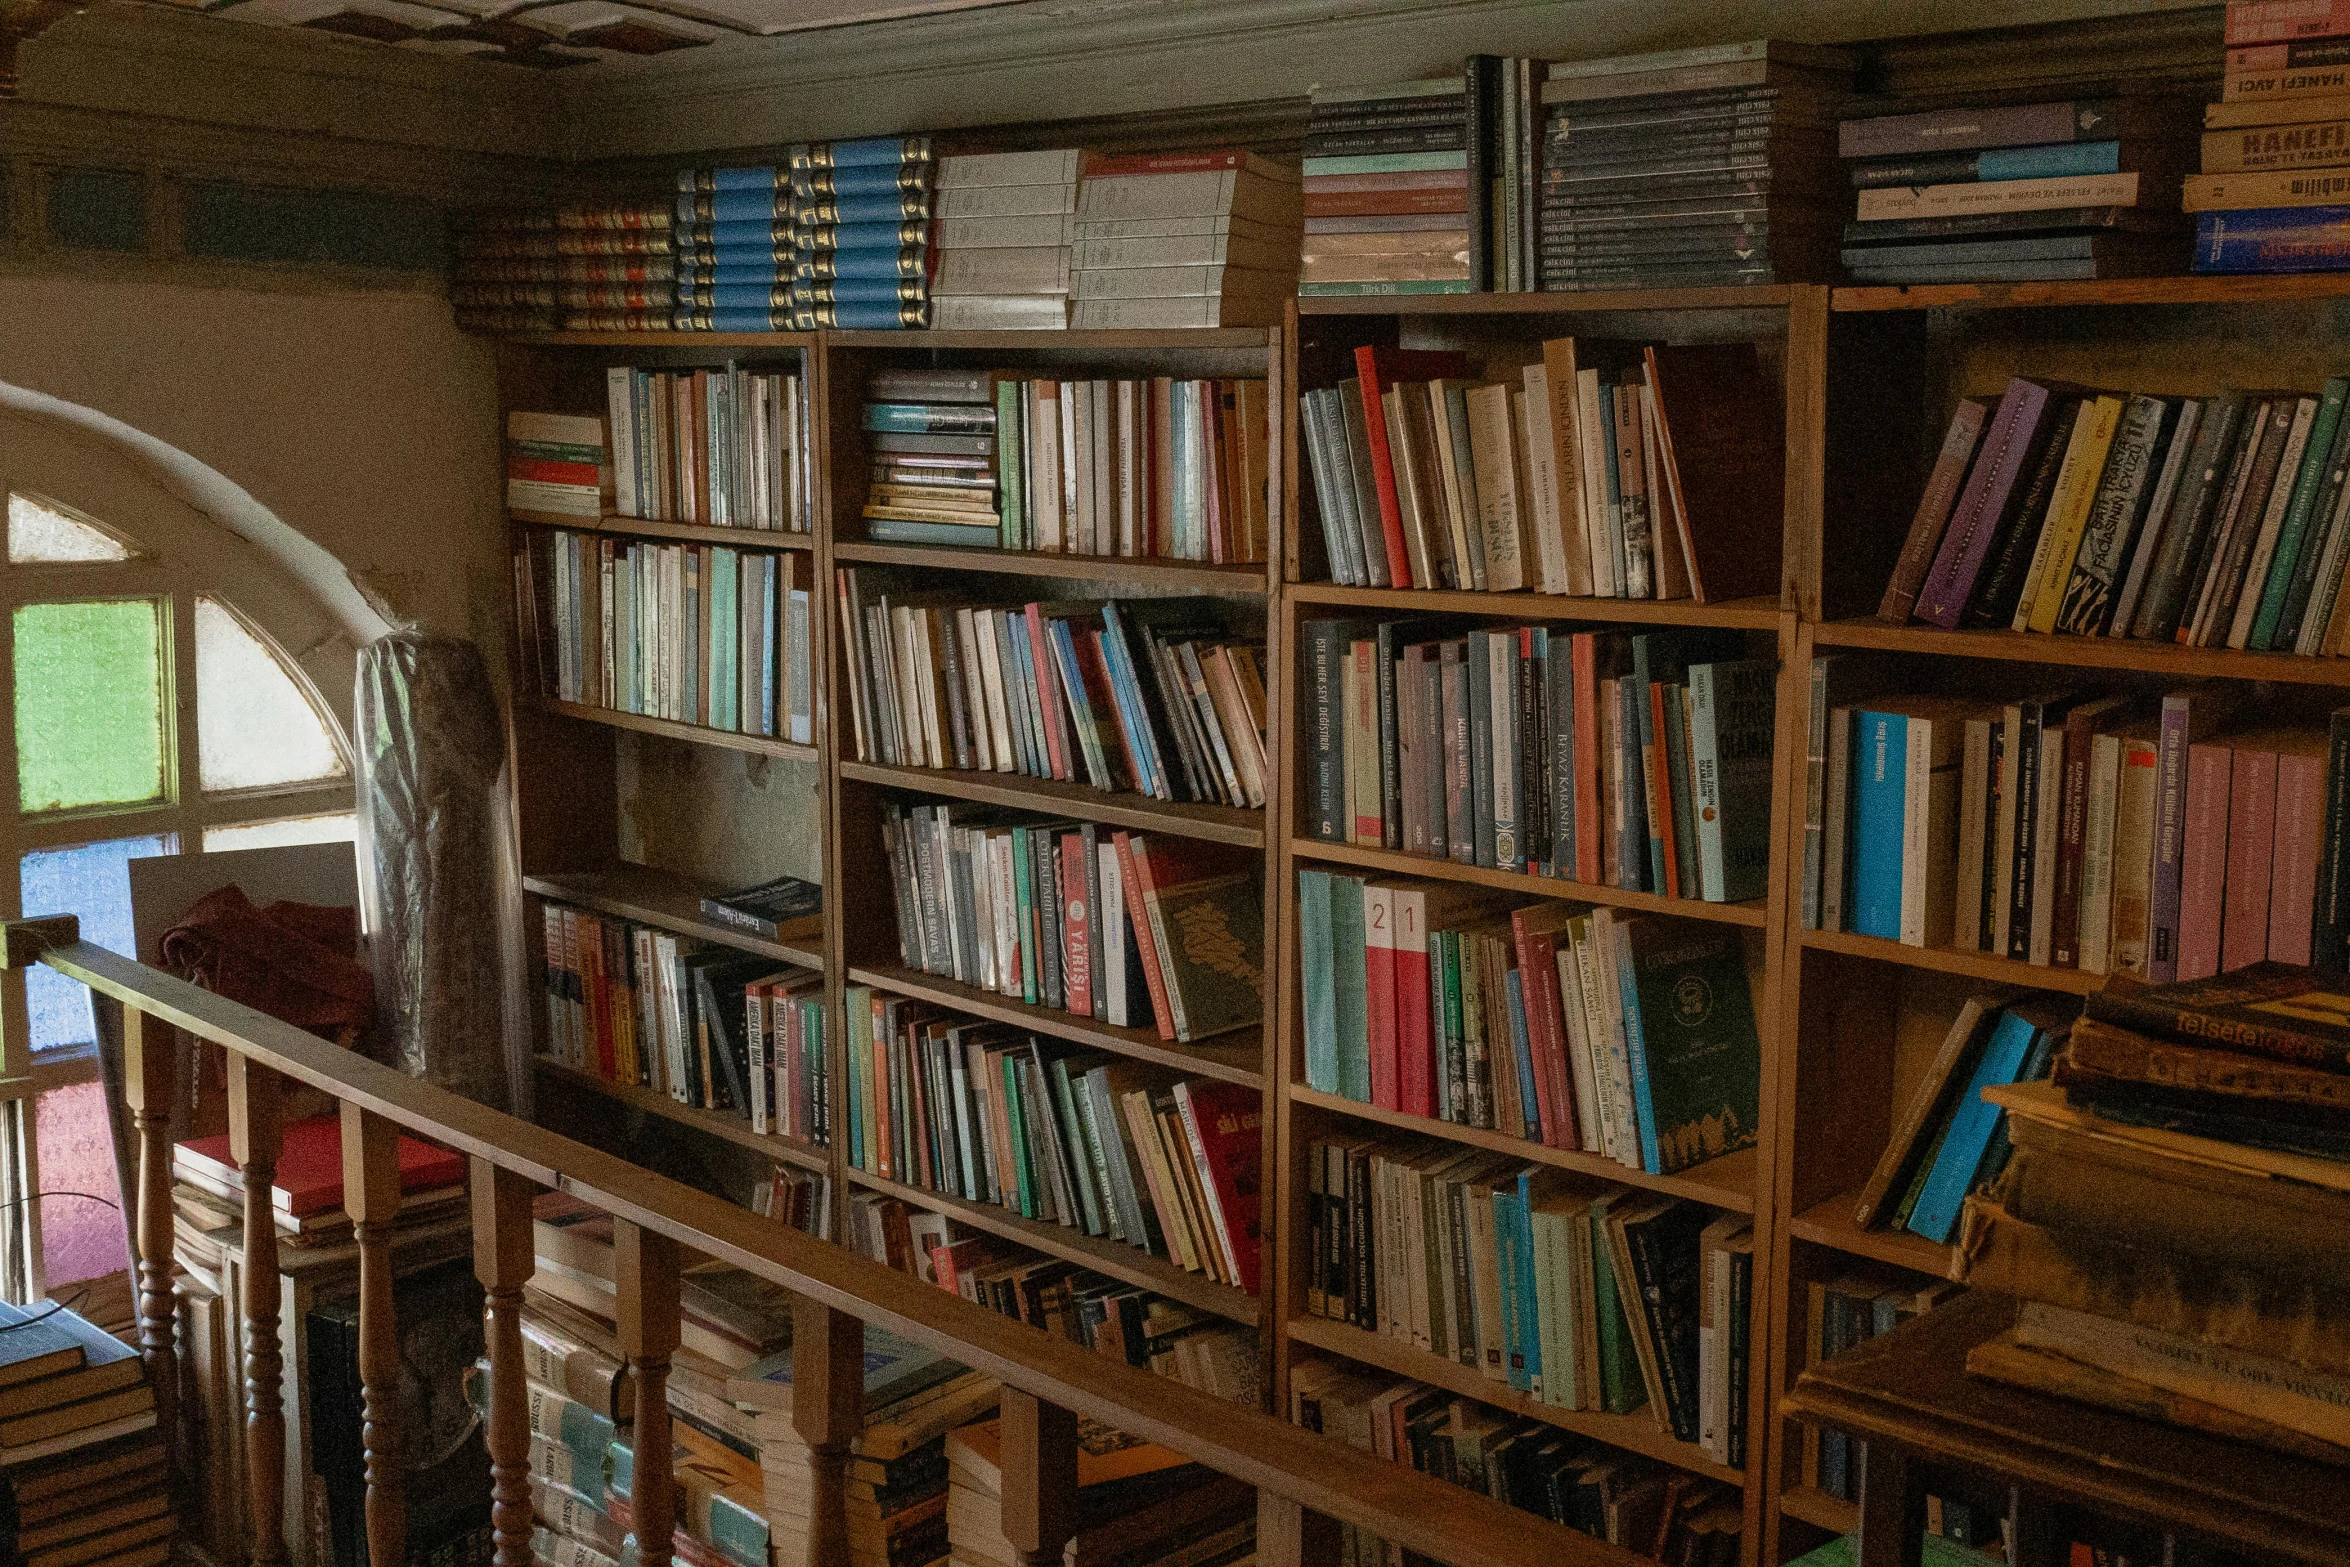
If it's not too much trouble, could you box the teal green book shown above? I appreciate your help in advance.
[1585,1193,1645,1416]
[1297,280,1476,296]
[1299,870,1338,1095]
[1011,826,1037,1005]
[995,379,1025,550]
[465,1361,613,1483]
[607,1439,768,1567]
[2253,373,2350,649]
[1045,1050,1109,1236]
[1329,873,1370,1102]
[1002,1051,1036,1218]
[1436,928,1464,1121]
[849,987,876,1175]
[1616,915,1761,1176]
[864,517,1003,547]
[1300,150,1469,175]
[710,547,738,730]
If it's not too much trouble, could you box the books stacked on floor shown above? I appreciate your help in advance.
[1538,41,1854,291]
[506,411,611,518]
[844,987,1264,1294]
[1069,151,1301,329]
[834,571,1269,807]
[602,364,814,533]
[1301,338,1786,603]
[1299,883,1763,1179]
[1794,1273,1961,1507]
[1877,377,2350,656]
[172,1110,465,1248]
[1802,668,2350,984]
[1300,74,1473,296]
[946,1418,1255,1567]
[607,1417,774,1567]
[931,150,1080,331]
[531,1192,801,1374]
[857,370,1271,560]
[514,524,814,743]
[493,1293,630,1567]
[1839,97,2193,284]
[0,1410,173,1567]
[787,137,933,331]
[536,901,831,1153]
[1302,618,1778,904]
[1292,1355,1742,1558]
[1954,964,2350,1466]
[2191,1,2350,272]
[452,203,675,334]
[877,802,1265,1046]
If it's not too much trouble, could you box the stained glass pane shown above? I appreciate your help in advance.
[14,600,166,813]
[203,812,357,853]
[22,833,173,1052]
[35,1082,129,1287]
[7,495,132,564]
[196,597,345,792]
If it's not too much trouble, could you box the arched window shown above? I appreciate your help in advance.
[0,409,360,1300]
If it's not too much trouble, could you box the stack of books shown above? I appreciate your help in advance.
[1954,965,2350,1468]
[173,1111,466,1248]
[1839,96,2193,284]
[859,370,1001,548]
[602,363,814,534]
[788,137,934,331]
[931,150,1081,330]
[1299,885,1762,1180]
[673,166,794,332]
[1537,41,1854,291]
[1302,620,1779,906]
[1794,1274,1961,1510]
[877,802,1265,1047]
[2192,0,2350,272]
[0,1303,169,1567]
[505,411,609,519]
[946,1418,1254,1567]
[452,203,675,334]
[834,572,1270,810]
[1299,76,1473,297]
[1069,151,1302,329]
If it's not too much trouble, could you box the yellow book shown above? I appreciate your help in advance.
[2017,393,2122,634]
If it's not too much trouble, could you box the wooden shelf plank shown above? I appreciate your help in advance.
[1291,840,1769,928]
[1286,1315,1746,1485]
[1289,1086,1757,1214]
[507,330,816,349]
[512,510,815,550]
[1298,285,1796,317]
[535,1055,832,1173]
[1778,1486,1859,1534]
[1831,274,2350,313]
[844,1167,1261,1326]
[1789,1191,1954,1276]
[546,699,821,761]
[1286,582,1786,629]
[832,539,1269,594]
[1798,928,2105,995]
[1813,617,2350,689]
[840,759,1265,847]
[523,864,825,970]
[845,963,1264,1088]
[827,327,1277,350]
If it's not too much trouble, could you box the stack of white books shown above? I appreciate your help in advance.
[1070,150,1304,329]
[930,149,1080,330]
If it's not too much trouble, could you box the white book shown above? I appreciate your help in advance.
[932,246,1072,294]
[1900,708,1960,948]
[1070,297,1273,329]
[936,183,1079,219]
[1519,365,1569,594]
[2079,731,2124,974]
[605,368,640,519]
[2028,726,2066,964]
[1098,842,1127,1026]
[2231,394,2318,649]
[1552,938,1605,1154]
[936,148,1081,188]
[1575,367,1618,597]
[1568,918,1622,1163]
[1590,909,1644,1171]
[1028,382,1064,551]
[928,294,1071,330]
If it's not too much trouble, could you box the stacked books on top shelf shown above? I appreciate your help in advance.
[1955,965,2350,1467]
[931,150,1081,330]
[1301,338,1784,601]
[1538,41,1854,292]
[2192,0,2350,272]
[674,138,933,333]
[1304,619,1779,906]
[1069,151,1302,329]
[878,800,1265,1046]
[1839,96,2194,284]
[174,1110,465,1247]
[835,570,1269,809]
[948,1420,1256,1567]
[1877,376,2350,656]
[602,363,814,532]
[452,202,675,335]
[507,411,610,518]
[844,988,1264,1295]
[1301,75,1473,296]
[0,1302,169,1567]
[674,163,795,330]
[1297,871,1763,1180]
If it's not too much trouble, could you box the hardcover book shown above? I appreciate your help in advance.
[1612,916,1760,1175]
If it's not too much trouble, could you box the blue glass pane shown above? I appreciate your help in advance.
[23,835,172,1052]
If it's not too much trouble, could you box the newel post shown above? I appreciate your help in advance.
[121,1006,178,1489]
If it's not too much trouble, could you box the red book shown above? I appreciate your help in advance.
[2267,734,2327,967]
[2223,742,2279,974]
[507,456,600,488]
[1075,628,1139,790]
[1352,347,1471,590]
[1082,149,1274,177]
[1172,1081,1262,1296]
[1061,831,1094,1020]
[1648,678,1683,897]
[1111,832,1179,1042]
[1023,603,1073,782]
[1509,903,1581,1152]
[1391,886,1435,1119]
[1362,883,1399,1111]
[176,1114,461,1218]
[2177,742,2234,981]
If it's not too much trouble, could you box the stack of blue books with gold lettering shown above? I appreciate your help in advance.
[673,164,791,330]
[785,136,934,330]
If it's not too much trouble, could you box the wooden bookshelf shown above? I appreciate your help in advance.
[1776,1485,1858,1535]
[511,508,817,551]
[1298,284,1800,317]
[1795,929,2107,996]
[840,759,1266,847]
[545,700,820,762]
[1290,839,1770,928]
[1813,617,2350,690]
[831,538,1269,594]
[534,1055,832,1174]
[1830,273,2350,313]
[524,864,824,971]
[1787,1191,1954,1277]
[1288,581,1786,630]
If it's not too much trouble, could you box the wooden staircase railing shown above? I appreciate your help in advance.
[2,918,1655,1567]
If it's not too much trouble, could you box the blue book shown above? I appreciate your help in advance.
[1615,673,1649,892]
[1982,140,2122,179]
[680,189,788,221]
[1849,709,1909,940]
[1615,920,1660,1174]
[796,164,931,197]
[811,192,933,225]
[812,136,931,168]
[807,303,925,329]
[2196,207,2350,274]
[799,222,931,252]
[688,248,793,270]
[695,219,792,247]
[678,166,783,193]
[711,549,737,729]
[1906,1011,2039,1244]
[807,248,927,281]
[1492,1177,1529,1393]
[1299,871,1338,1094]
[697,285,793,311]
[1505,968,1541,1143]
[1096,605,1170,798]
[759,558,778,734]
[1510,1169,1542,1399]
[1330,877,1370,1102]
[701,309,793,333]
[1045,620,1109,786]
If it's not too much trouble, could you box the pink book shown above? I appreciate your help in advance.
[2177,742,2234,981]
[1362,883,1399,1111]
[2267,735,2328,967]
[1059,831,1093,1019]
[1391,887,1436,1119]
[2222,745,2278,973]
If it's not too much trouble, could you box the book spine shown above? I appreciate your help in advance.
[2050,709,2096,968]
[1851,712,1908,941]
[1918,381,2052,627]
[1839,100,2097,159]
[1879,399,1990,623]
[2200,128,2350,176]
[2177,743,2234,981]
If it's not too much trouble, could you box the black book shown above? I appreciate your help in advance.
[700,874,822,942]
[1302,619,1363,842]
[1964,395,2084,629]
[1844,204,2182,244]
[1465,54,1503,291]
[688,951,773,1113]
[1307,127,1470,157]
[2133,391,2250,641]
[1620,1199,1710,1444]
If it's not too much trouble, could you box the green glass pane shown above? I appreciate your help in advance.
[15,599,166,812]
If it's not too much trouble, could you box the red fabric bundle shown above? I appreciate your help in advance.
[158,885,375,1040]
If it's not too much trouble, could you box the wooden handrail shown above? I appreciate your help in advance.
[9,924,1657,1567]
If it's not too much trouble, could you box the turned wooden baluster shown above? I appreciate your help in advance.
[1254,1494,1341,1567]
[342,1104,406,1567]
[999,1387,1077,1567]
[617,1222,680,1567]
[472,1160,536,1567]
[228,1054,289,1567]
[121,1007,177,1479]
[790,1300,863,1567]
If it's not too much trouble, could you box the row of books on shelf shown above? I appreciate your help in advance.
[844,986,1264,1295]
[1291,1357,1743,1563]
[947,1421,1257,1567]
[878,801,1266,1046]
[2192,1,2350,272]
[517,527,815,744]
[1803,669,2350,981]
[1300,878,1762,1181]
[836,572,1270,809]
[1797,1272,1962,1505]
[1880,375,2350,656]
[600,364,814,532]
[536,904,832,1146]
[856,367,1270,562]
[1303,340,1780,602]
[1305,619,1777,905]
